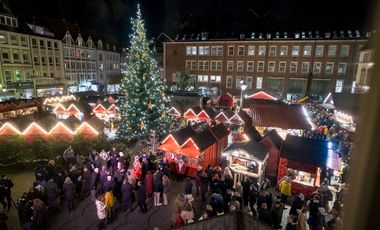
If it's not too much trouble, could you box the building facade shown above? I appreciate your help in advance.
[96,40,120,94]
[354,44,374,92]
[164,32,369,100]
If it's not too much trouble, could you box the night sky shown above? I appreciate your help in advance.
[10,0,374,45]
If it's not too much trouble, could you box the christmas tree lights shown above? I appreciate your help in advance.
[117,4,170,141]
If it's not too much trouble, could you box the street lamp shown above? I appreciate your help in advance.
[240,80,247,108]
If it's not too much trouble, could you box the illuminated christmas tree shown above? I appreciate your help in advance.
[117,5,170,141]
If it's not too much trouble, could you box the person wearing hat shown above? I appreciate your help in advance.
[210,174,221,194]
[176,159,187,181]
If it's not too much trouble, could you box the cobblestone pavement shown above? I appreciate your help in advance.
[49,177,206,230]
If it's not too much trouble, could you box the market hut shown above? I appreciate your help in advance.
[196,107,217,122]
[183,106,202,120]
[278,135,339,196]
[260,130,283,179]
[218,92,234,109]
[209,124,230,165]
[248,91,277,101]
[0,122,22,135]
[223,139,269,184]
[75,116,105,137]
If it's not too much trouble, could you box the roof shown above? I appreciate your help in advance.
[238,109,252,127]
[85,116,105,131]
[8,116,34,131]
[224,139,268,162]
[331,93,362,119]
[244,127,262,142]
[37,115,59,131]
[191,129,217,151]
[248,91,278,101]
[62,115,81,130]
[203,107,217,119]
[251,103,311,130]
[223,110,237,119]
[209,123,230,140]
[0,99,40,113]
[280,135,329,166]
[263,129,283,150]
[171,126,196,146]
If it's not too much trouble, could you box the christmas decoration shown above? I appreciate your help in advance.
[117,4,170,141]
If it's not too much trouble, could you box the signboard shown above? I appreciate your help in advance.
[6,82,34,89]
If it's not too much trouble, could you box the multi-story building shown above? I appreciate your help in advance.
[0,4,34,100]
[164,31,370,100]
[354,43,374,92]
[96,40,120,94]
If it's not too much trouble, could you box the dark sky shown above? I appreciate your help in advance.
[9,0,375,45]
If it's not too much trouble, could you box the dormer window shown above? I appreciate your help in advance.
[0,15,18,27]
[97,40,103,50]
[106,44,110,50]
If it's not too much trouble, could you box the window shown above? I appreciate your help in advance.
[55,57,59,66]
[279,62,286,73]
[337,63,347,74]
[226,76,233,88]
[269,46,276,56]
[290,62,298,73]
[340,45,350,56]
[198,61,209,70]
[228,46,234,56]
[268,61,275,73]
[10,35,17,45]
[2,52,9,62]
[315,45,324,57]
[237,61,244,71]
[49,57,53,66]
[198,46,209,55]
[210,75,221,83]
[25,71,31,80]
[247,61,254,72]
[360,68,366,84]
[50,73,54,78]
[54,42,58,50]
[186,46,197,55]
[227,61,234,71]
[39,39,45,48]
[22,54,29,63]
[280,46,288,56]
[211,46,223,56]
[248,46,255,56]
[327,45,336,56]
[325,62,334,74]
[257,61,265,72]
[186,60,197,70]
[13,53,19,62]
[211,61,222,71]
[292,46,300,56]
[258,46,266,56]
[11,18,17,27]
[236,76,243,88]
[238,46,244,56]
[198,75,208,82]
[33,57,39,64]
[47,41,52,49]
[313,62,321,74]
[41,57,46,65]
[20,36,27,46]
[4,70,11,82]
[301,62,310,74]
[335,80,344,93]
[303,46,312,56]
[256,77,263,89]
[246,76,253,89]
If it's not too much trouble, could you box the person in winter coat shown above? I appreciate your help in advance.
[175,159,187,181]
[102,175,115,194]
[82,167,92,197]
[271,200,284,229]
[171,193,186,227]
[258,203,272,226]
[248,185,258,216]
[290,193,305,217]
[17,193,32,230]
[210,174,221,194]
[184,177,193,195]
[63,177,76,212]
[278,176,292,205]
[153,171,163,206]
[200,173,209,202]
[308,195,323,230]
[0,175,14,211]
[241,176,252,207]
[45,178,59,211]
[104,189,115,223]
[162,174,170,206]
[32,199,46,230]
[90,168,100,201]
[121,178,133,213]
[95,194,106,230]
[137,181,148,213]
[144,171,154,197]
[193,166,202,196]
[205,165,213,183]
[297,208,308,230]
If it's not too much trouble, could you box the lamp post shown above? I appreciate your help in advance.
[240,80,247,108]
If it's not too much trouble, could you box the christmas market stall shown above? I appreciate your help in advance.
[92,101,118,122]
[217,92,235,109]
[278,135,340,196]
[183,106,203,120]
[0,99,41,121]
[208,124,230,165]
[247,91,278,101]
[223,139,269,184]
[251,102,312,139]
[42,95,76,106]
[260,130,284,180]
